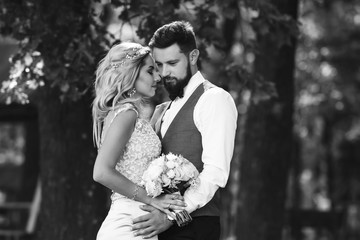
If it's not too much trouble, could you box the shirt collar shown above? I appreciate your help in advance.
[174,71,205,102]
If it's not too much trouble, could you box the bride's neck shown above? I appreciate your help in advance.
[137,101,155,121]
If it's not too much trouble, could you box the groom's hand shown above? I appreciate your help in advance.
[132,205,173,239]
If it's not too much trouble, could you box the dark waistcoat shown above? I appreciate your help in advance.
[161,81,220,217]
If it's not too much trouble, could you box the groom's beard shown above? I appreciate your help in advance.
[163,63,192,101]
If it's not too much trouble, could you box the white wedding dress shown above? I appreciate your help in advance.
[96,103,161,240]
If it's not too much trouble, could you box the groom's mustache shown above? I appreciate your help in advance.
[162,76,178,85]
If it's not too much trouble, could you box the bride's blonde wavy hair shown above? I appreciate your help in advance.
[92,42,151,148]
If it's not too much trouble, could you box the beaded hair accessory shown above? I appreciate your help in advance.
[108,47,150,70]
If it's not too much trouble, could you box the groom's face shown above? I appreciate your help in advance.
[153,43,193,97]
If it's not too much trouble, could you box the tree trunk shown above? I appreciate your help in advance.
[35,88,107,240]
[237,1,298,239]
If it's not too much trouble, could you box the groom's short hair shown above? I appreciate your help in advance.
[149,21,197,55]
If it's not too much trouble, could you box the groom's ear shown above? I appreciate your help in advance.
[189,49,199,66]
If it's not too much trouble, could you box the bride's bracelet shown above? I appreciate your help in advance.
[131,185,140,200]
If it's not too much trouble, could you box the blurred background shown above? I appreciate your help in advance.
[0,0,359,240]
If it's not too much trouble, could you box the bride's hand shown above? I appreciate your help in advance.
[149,193,187,217]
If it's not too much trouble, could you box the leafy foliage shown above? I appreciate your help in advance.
[0,0,298,105]
[0,0,109,103]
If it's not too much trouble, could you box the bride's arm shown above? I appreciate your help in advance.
[93,109,185,214]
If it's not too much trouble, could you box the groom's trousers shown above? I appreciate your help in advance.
[158,216,220,240]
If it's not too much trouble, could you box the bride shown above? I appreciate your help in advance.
[92,42,185,240]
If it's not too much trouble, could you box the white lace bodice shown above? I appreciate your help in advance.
[100,103,161,202]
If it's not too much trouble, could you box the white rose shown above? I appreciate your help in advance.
[173,167,184,180]
[180,162,199,180]
[153,182,163,197]
[173,161,180,168]
[166,169,176,179]
[149,165,164,180]
[145,181,162,197]
[166,153,177,161]
[166,160,176,169]
[161,174,171,187]
[145,181,156,197]
[152,155,165,166]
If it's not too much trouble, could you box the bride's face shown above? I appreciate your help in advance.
[134,55,160,98]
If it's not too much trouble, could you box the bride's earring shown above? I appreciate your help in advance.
[127,88,137,98]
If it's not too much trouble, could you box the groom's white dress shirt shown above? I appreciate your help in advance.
[160,71,238,214]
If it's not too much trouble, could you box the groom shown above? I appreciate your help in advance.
[132,21,238,240]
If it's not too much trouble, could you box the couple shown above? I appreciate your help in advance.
[92,21,238,240]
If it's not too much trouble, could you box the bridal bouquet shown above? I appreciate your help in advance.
[141,153,199,226]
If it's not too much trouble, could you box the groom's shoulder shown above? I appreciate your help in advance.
[202,80,230,97]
